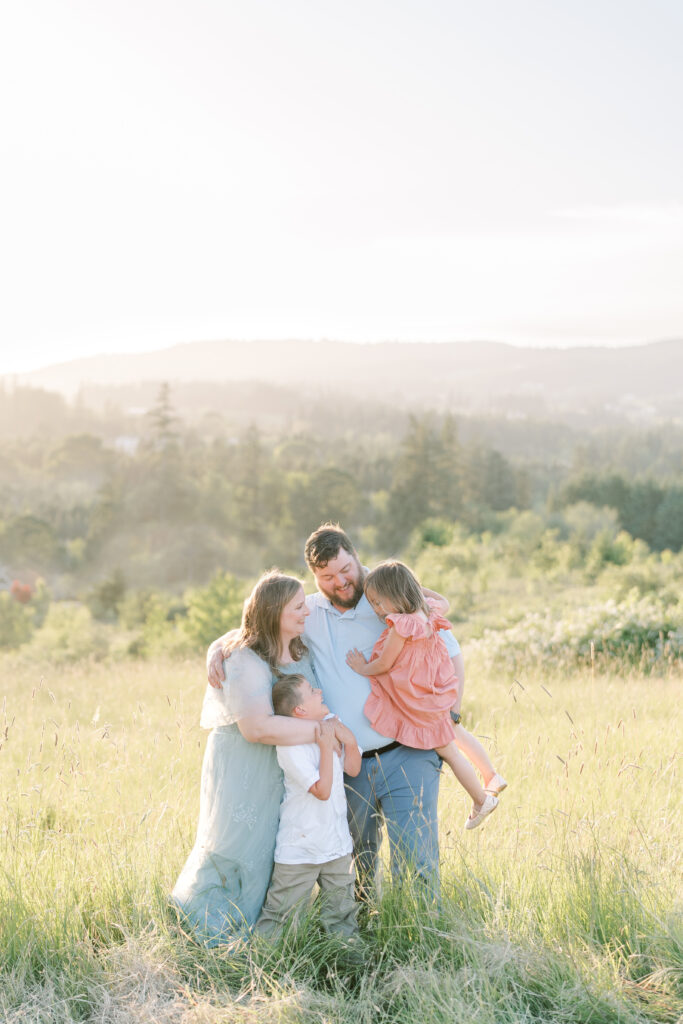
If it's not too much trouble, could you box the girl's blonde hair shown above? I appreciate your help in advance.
[224,570,307,672]
[364,560,429,616]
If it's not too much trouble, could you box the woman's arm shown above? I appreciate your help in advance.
[346,628,406,677]
[237,708,323,745]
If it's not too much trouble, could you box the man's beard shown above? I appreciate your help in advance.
[327,562,365,609]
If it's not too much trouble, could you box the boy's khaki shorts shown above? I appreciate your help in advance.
[255,853,358,937]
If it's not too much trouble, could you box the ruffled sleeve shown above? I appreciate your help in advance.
[385,611,431,640]
[199,647,273,729]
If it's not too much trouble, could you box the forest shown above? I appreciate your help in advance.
[2,381,683,662]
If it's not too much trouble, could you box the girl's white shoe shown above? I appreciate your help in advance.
[485,773,508,796]
[465,793,498,830]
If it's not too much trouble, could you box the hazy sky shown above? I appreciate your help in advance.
[1,0,682,373]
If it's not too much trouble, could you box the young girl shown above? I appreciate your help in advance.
[346,560,506,830]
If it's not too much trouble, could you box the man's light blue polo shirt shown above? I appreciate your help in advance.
[304,590,460,752]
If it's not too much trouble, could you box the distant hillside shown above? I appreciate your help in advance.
[5,338,683,420]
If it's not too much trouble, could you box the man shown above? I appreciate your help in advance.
[208,523,464,895]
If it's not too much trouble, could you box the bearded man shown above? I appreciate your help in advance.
[208,523,463,895]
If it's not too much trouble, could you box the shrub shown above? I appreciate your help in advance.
[26,603,109,663]
[84,569,126,622]
[467,593,683,675]
[128,593,190,659]
[0,592,34,649]
[0,578,50,649]
[182,571,246,651]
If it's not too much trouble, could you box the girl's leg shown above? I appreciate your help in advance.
[434,740,487,806]
[454,724,507,794]
[453,724,496,786]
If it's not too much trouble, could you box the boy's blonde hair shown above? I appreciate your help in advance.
[272,673,307,717]
[364,560,429,616]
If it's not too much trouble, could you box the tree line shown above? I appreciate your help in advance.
[1,387,683,608]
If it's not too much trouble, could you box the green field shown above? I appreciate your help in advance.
[0,656,681,1023]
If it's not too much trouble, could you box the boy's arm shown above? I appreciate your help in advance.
[346,628,405,677]
[334,721,362,777]
[308,724,334,801]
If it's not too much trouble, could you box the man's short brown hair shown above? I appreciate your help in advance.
[304,523,356,571]
[272,673,307,717]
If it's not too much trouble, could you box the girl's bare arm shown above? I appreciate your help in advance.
[346,628,406,676]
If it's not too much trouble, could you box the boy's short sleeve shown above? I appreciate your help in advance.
[277,744,320,793]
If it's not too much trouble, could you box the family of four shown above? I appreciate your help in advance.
[172,524,507,946]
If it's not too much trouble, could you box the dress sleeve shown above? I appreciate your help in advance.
[385,611,429,640]
[199,647,273,728]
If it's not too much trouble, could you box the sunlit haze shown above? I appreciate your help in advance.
[1,0,682,374]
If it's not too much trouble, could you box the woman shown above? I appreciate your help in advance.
[171,570,330,946]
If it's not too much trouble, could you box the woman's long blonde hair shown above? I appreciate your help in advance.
[224,570,307,672]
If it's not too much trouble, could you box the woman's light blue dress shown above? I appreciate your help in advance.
[171,646,317,946]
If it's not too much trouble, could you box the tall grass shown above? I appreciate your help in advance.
[0,656,680,1022]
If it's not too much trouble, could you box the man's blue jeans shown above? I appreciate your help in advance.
[344,745,442,897]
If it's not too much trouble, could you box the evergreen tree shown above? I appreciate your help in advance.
[147,382,179,450]
[385,417,442,547]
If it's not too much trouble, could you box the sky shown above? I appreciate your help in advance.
[1,0,682,374]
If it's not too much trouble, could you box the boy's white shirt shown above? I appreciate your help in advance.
[274,716,359,865]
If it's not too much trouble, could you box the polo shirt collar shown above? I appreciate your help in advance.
[314,567,370,618]
[320,592,374,620]
[321,594,360,618]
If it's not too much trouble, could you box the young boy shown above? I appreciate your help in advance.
[255,673,362,938]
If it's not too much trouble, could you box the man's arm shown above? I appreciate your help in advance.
[207,633,233,688]
[422,587,449,614]
[346,629,405,677]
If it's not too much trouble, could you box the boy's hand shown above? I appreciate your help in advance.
[333,720,356,747]
[314,722,337,752]
[346,648,368,673]
[319,719,342,753]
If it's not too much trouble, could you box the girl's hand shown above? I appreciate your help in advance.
[346,648,368,673]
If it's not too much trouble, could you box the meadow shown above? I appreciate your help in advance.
[0,654,680,1023]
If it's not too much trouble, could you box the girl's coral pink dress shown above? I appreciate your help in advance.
[364,600,458,749]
